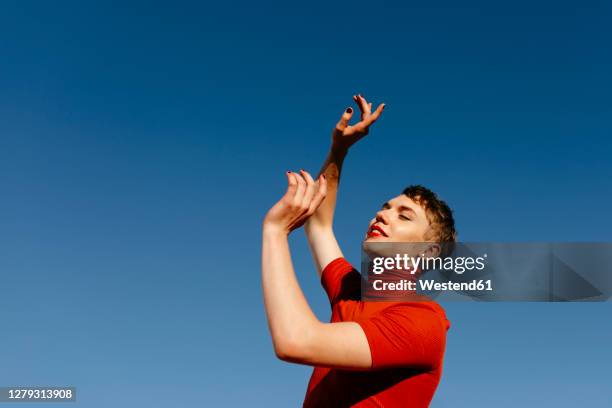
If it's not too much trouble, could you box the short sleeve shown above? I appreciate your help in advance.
[355,302,448,370]
[320,257,360,305]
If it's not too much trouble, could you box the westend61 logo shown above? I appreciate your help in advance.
[371,253,488,275]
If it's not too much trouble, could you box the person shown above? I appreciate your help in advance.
[262,94,456,407]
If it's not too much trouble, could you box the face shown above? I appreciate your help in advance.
[364,194,443,273]
[365,195,431,243]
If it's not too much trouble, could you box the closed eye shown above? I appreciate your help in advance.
[399,214,411,221]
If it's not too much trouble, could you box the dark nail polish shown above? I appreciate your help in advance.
[346,107,353,113]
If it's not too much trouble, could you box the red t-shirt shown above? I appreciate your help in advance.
[303,257,451,408]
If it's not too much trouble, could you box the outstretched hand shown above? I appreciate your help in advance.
[263,170,327,235]
[332,94,385,150]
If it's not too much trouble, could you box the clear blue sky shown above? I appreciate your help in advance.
[1,1,610,407]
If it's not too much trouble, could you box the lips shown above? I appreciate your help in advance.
[368,224,387,238]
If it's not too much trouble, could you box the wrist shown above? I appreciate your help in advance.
[330,142,350,156]
[305,221,333,238]
[262,222,289,239]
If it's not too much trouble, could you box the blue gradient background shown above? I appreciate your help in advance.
[1,1,610,407]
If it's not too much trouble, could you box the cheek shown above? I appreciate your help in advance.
[395,224,424,241]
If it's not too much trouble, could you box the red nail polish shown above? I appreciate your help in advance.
[346,107,353,113]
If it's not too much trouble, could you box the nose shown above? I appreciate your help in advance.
[375,209,389,225]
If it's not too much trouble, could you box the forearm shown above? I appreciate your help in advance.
[306,94,384,229]
[261,226,319,358]
[304,145,347,275]
[306,144,348,229]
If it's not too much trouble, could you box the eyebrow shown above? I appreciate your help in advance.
[382,202,418,217]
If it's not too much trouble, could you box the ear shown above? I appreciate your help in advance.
[423,243,441,259]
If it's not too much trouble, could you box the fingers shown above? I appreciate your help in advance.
[353,94,369,117]
[368,102,386,124]
[283,172,300,215]
[300,170,327,215]
[335,106,354,132]
[293,170,307,206]
[286,170,328,215]
[285,171,298,199]
[309,174,327,212]
[280,170,327,232]
[300,169,317,209]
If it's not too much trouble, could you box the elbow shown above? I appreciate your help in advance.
[274,345,292,362]
[273,325,318,363]
[270,320,319,363]
[273,335,306,362]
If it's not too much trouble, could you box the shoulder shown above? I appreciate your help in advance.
[321,257,357,278]
[321,257,361,304]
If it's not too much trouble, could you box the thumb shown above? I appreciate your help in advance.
[335,107,354,131]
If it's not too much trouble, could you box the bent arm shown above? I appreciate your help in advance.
[262,226,372,370]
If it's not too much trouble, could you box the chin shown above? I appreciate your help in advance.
[365,235,387,242]
[363,239,398,259]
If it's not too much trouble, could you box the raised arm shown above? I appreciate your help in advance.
[305,94,386,277]
[262,170,372,369]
